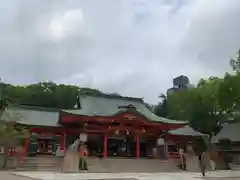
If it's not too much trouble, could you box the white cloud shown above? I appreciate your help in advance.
[49,9,83,40]
[181,0,240,76]
[0,0,240,104]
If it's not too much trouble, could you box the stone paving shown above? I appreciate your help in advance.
[7,171,240,180]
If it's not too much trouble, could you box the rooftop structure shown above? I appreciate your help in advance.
[167,75,191,95]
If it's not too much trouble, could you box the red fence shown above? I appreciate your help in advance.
[168,152,180,159]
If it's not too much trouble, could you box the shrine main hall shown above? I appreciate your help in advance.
[1,93,203,158]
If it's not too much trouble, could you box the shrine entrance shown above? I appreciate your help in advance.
[37,138,53,155]
[107,135,136,157]
[84,132,159,158]
[84,134,137,158]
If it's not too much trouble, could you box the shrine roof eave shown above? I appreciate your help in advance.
[1,104,60,127]
[168,125,206,137]
[212,122,240,143]
[59,110,187,129]
[60,109,187,125]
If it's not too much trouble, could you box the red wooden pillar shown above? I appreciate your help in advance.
[103,133,108,158]
[24,134,31,155]
[136,134,140,158]
[165,140,169,160]
[60,133,67,151]
[63,133,67,152]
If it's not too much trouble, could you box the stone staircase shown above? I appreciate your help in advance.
[15,156,181,173]
[87,158,181,173]
[16,155,63,171]
[185,155,200,172]
[229,163,240,170]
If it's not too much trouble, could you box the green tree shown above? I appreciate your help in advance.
[0,120,29,169]
[79,87,102,95]
[167,77,223,140]
[218,74,240,113]
[218,50,240,120]
[167,88,199,121]
[230,49,240,73]
[154,93,169,118]
[0,82,103,109]
[165,49,240,142]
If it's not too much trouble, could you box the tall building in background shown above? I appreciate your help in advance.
[167,75,191,95]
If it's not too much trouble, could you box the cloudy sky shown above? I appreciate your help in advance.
[0,0,240,103]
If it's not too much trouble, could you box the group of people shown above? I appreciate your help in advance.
[78,143,214,175]
[179,147,208,176]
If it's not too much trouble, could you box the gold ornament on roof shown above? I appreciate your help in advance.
[124,114,136,120]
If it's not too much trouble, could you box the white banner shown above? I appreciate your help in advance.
[0,146,4,154]
[157,138,165,145]
[79,133,88,142]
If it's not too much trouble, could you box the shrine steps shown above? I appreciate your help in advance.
[15,156,181,173]
[15,155,63,171]
[87,158,181,173]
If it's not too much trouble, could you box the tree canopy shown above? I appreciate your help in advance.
[0,120,30,169]
[0,82,102,109]
[154,49,240,139]
[165,77,223,137]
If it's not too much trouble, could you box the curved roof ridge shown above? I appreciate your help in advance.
[8,104,60,112]
[169,125,205,136]
[79,92,144,103]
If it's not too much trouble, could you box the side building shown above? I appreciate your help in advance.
[212,121,240,166]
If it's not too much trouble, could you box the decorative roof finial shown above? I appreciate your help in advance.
[40,80,52,93]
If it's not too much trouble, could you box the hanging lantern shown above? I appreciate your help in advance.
[79,133,88,142]
[126,130,130,135]
[157,138,164,146]
[142,128,146,133]
[84,122,88,127]
[115,130,119,135]
[0,146,4,154]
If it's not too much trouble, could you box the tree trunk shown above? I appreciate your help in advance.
[2,146,9,169]
[208,134,213,147]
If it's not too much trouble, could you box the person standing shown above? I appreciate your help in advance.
[198,151,206,176]
[79,144,88,171]
[179,147,186,170]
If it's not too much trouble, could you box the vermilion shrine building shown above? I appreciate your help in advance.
[1,93,203,158]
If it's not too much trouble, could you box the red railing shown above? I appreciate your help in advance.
[8,147,27,157]
[8,147,27,165]
[8,147,16,156]
[168,152,180,159]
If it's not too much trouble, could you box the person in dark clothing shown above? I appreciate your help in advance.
[198,152,206,176]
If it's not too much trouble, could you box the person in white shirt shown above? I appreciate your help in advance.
[179,148,186,170]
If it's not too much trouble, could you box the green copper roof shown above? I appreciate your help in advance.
[0,94,186,126]
[0,105,60,127]
[212,122,240,143]
[169,125,205,136]
[62,94,186,124]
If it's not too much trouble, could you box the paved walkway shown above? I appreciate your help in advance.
[0,171,34,180]
[7,171,240,180]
